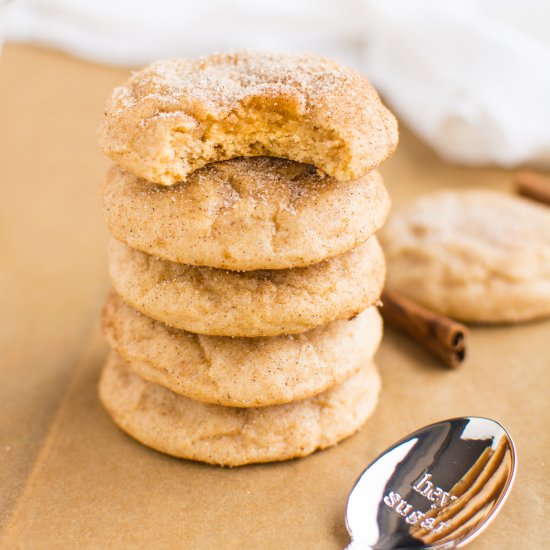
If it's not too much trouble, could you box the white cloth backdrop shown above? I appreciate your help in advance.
[5,0,550,168]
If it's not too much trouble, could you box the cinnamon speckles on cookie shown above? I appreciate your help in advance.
[99,352,381,467]
[103,293,383,407]
[101,158,390,270]
[97,50,396,465]
[98,51,398,185]
[108,236,386,337]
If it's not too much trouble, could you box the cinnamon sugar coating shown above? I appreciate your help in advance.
[98,51,398,185]
[102,292,383,407]
[101,159,390,270]
[107,237,386,337]
[99,352,381,466]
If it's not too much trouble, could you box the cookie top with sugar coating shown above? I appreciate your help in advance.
[108,236,385,337]
[98,51,398,185]
[101,159,390,270]
[380,190,550,323]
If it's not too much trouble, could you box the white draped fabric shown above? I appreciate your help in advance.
[5,0,550,167]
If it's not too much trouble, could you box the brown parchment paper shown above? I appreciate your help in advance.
[0,45,548,550]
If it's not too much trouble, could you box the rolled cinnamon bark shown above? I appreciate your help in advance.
[380,290,469,369]
[514,171,550,206]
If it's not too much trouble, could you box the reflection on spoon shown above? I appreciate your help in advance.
[346,417,516,549]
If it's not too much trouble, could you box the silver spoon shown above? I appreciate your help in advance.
[346,417,516,549]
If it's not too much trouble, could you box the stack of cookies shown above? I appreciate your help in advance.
[97,52,398,466]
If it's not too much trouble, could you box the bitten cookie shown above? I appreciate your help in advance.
[99,351,381,466]
[380,190,550,323]
[98,51,398,185]
[102,292,383,407]
[108,236,386,337]
[101,159,390,270]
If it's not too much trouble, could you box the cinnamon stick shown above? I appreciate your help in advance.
[514,170,550,206]
[380,290,468,369]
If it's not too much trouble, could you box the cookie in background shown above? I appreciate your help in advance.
[380,189,550,324]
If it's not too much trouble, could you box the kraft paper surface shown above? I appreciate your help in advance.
[0,45,547,549]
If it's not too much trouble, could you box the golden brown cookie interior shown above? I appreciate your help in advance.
[98,52,398,185]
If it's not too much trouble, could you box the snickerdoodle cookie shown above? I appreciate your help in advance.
[101,159,390,270]
[99,351,381,466]
[98,51,398,186]
[380,190,550,323]
[108,236,385,337]
[103,292,383,407]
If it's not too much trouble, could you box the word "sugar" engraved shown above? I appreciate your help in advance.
[381,470,459,534]
[383,492,450,533]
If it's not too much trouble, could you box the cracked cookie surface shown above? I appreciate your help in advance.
[98,51,398,185]
[103,292,382,407]
[101,158,390,270]
[99,351,381,466]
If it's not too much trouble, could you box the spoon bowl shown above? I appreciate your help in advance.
[346,417,516,549]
